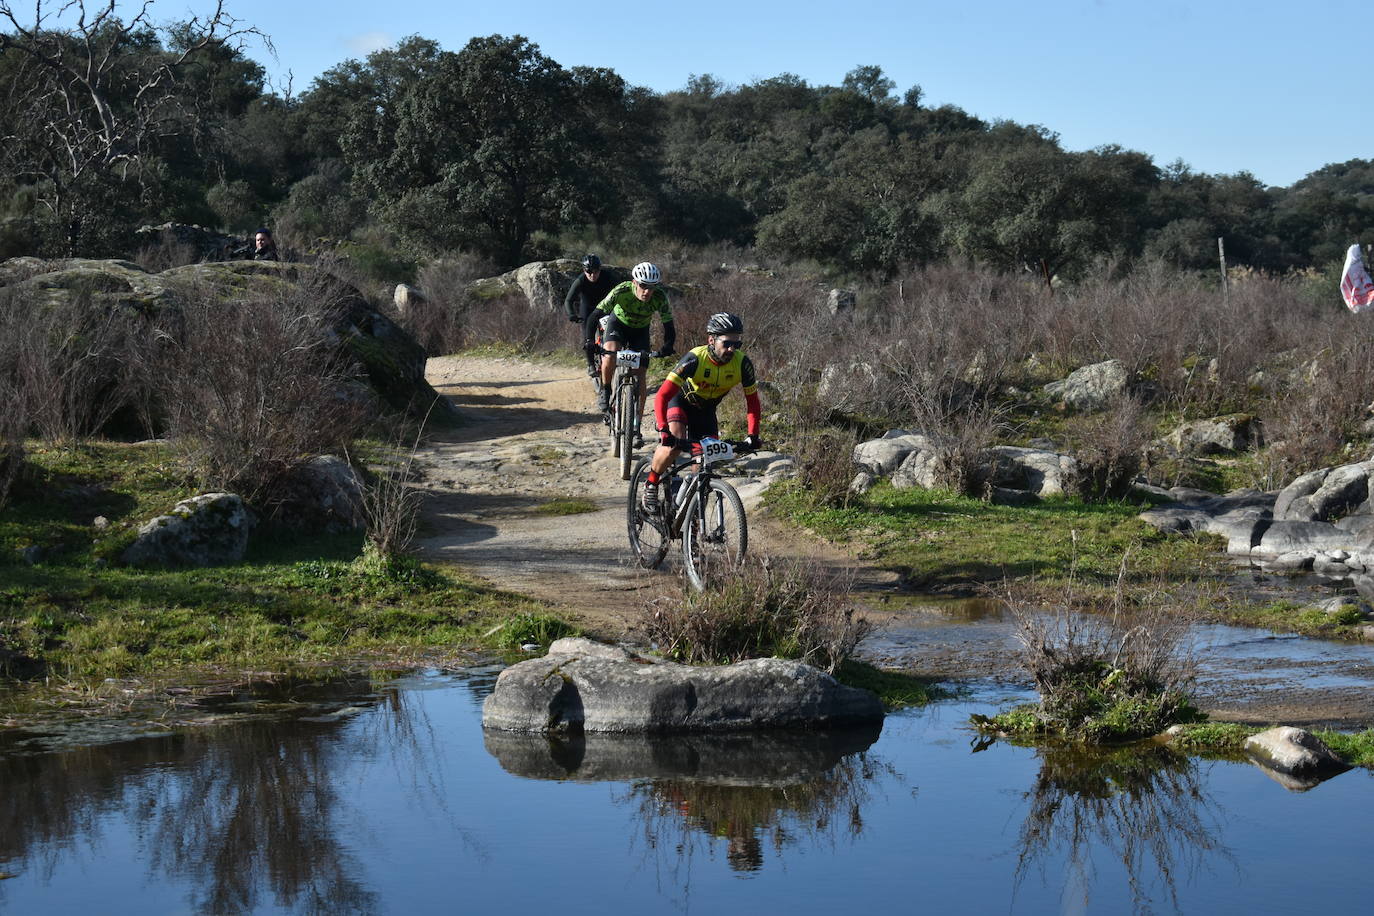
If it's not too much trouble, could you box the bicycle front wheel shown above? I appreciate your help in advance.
[681,479,747,591]
[619,383,636,480]
[627,459,670,569]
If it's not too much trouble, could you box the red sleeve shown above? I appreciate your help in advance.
[745,391,761,436]
[655,378,680,430]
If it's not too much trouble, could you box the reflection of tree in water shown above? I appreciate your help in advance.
[620,745,894,902]
[1011,742,1233,914]
[0,674,461,914]
[141,716,379,914]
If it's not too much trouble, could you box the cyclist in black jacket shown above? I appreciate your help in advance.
[565,254,617,376]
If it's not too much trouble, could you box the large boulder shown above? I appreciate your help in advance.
[482,637,883,734]
[120,492,254,568]
[853,430,936,477]
[273,455,366,531]
[467,259,583,311]
[1043,359,1130,411]
[1243,726,1351,790]
[1273,461,1374,522]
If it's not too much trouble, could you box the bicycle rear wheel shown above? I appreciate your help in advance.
[681,479,747,591]
[627,459,670,569]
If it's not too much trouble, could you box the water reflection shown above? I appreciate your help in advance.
[1010,742,1233,914]
[0,675,425,915]
[486,724,888,886]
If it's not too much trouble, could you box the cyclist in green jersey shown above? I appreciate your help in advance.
[585,261,675,441]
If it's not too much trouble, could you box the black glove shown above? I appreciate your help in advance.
[656,346,674,359]
[659,429,680,448]
[743,434,763,452]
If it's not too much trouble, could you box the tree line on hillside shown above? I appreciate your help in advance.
[4,0,1374,279]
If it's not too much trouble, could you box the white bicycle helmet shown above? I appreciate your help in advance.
[631,261,661,286]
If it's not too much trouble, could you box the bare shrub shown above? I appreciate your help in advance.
[354,422,429,561]
[0,287,145,444]
[791,426,862,508]
[908,389,1013,497]
[156,276,368,507]
[0,351,25,509]
[1258,333,1374,480]
[133,232,200,272]
[996,556,1201,742]
[1066,395,1153,499]
[639,556,871,673]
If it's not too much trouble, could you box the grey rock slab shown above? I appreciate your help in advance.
[482,639,883,734]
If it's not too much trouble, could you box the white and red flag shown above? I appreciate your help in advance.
[1341,243,1374,313]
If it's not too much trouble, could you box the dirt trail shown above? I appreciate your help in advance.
[412,355,896,637]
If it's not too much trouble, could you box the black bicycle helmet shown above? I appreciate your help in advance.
[582,254,601,270]
[705,312,744,335]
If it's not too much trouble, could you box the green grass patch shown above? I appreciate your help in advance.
[533,496,598,515]
[1163,721,1258,753]
[1314,729,1374,767]
[834,660,944,708]
[1209,598,1374,640]
[0,441,566,685]
[766,479,1225,593]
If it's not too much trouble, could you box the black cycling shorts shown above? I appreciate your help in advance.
[665,395,719,445]
[599,315,652,352]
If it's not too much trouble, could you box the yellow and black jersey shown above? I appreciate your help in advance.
[664,345,757,409]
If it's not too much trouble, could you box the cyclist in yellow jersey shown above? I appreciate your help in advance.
[642,312,762,511]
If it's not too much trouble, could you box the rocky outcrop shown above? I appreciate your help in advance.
[1243,726,1351,790]
[467,259,589,311]
[120,492,254,568]
[1138,458,1374,583]
[0,257,456,424]
[481,637,883,734]
[134,222,243,261]
[849,429,1079,502]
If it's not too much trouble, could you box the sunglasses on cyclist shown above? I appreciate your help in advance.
[715,338,743,349]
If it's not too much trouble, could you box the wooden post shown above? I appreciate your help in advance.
[1218,237,1228,307]
[1040,258,1053,296]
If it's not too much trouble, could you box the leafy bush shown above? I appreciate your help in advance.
[639,556,871,672]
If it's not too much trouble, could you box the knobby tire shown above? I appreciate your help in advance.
[627,459,669,569]
[681,478,747,591]
[618,381,636,480]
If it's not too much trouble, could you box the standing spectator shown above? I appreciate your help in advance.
[252,228,279,261]
[565,254,616,375]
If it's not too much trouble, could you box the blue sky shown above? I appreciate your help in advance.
[193,0,1367,187]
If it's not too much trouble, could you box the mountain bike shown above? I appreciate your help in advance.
[627,437,752,591]
[599,345,664,480]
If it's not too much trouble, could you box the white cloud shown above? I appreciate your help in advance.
[344,31,394,56]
